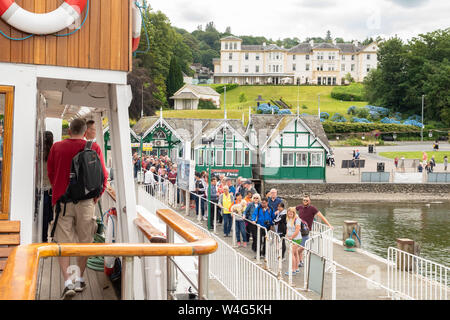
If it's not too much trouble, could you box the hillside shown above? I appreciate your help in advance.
[158,85,369,124]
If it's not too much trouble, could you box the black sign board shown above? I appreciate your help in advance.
[341,159,366,169]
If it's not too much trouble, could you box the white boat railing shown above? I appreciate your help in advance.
[387,247,449,300]
[137,181,308,300]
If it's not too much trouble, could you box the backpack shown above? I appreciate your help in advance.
[50,141,104,240]
[300,219,310,236]
[65,141,105,203]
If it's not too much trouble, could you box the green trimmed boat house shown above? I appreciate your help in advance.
[194,119,255,179]
[246,114,331,183]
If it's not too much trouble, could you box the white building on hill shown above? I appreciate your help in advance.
[170,84,220,110]
[213,36,379,85]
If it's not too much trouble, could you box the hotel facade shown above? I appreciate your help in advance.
[213,36,379,86]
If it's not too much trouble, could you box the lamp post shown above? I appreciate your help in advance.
[318,94,321,118]
[421,95,425,142]
[202,137,215,230]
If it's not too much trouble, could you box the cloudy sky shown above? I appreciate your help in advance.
[146,0,449,41]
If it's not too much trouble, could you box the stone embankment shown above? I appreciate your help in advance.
[266,183,450,202]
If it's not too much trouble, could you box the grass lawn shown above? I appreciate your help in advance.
[159,86,368,122]
[379,152,449,164]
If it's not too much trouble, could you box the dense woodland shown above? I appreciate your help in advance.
[127,7,449,128]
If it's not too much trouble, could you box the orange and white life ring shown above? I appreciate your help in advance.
[0,0,87,35]
[132,0,143,52]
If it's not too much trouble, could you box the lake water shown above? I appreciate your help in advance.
[284,199,450,266]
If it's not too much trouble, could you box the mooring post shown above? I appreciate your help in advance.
[396,238,419,271]
[343,220,361,248]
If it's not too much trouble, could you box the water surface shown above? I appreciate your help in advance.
[284,199,450,266]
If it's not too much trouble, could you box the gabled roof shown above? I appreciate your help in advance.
[288,42,365,54]
[170,92,199,100]
[248,114,331,152]
[103,126,139,140]
[133,117,195,142]
[173,84,220,97]
[220,36,242,41]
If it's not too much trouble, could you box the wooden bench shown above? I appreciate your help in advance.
[0,221,20,274]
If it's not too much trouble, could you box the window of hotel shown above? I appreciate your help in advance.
[306,55,310,60]
[333,77,337,85]
[234,43,237,50]
[367,65,371,72]
[245,53,249,60]
[225,150,233,166]
[235,150,243,166]
[0,86,13,219]
[317,77,322,85]
[256,66,260,73]
[296,152,308,167]
[216,150,223,166]
[306,64,310,71]
[256,54,260,61]
[293,55,296,60]
[327,77,332,85]
[244,150,250,166]
[293,64,296,71]
[225,43,229,50]
[341,64,345,71]
[245,66,249,73]
[351,64,355,71]
[282,152,295,167]
[229,53,233,60]
[351,55,355,61]
[228,65,233,72]
[310,152,323,167]
[367,54,371,60]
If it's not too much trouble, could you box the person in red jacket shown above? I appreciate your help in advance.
[47,118,108,299]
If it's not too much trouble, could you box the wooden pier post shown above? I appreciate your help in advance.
[343,221,361,248]
[396,238,419,271]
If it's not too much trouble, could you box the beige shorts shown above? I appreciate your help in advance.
[50,199,97,244]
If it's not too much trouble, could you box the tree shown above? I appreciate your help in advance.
[344,72,355,84]
[225,26,231,34]
[325,30,332,43]
[239,93,247,103]
[166,56,184,107]
[127,60,161,120]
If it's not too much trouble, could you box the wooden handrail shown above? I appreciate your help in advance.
[0,209,217,300]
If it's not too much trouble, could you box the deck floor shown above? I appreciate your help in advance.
[36,257,118,300]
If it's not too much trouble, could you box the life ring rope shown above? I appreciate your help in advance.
[0,0,88,40]
[0,0,144,53]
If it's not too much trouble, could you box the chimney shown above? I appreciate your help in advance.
[332,38,336,45]
[263,42,266,47]
[353,40,359,47]
[309,39,314,46]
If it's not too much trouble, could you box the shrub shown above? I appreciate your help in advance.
[351,117,371,123]
[212,83,239,94]
[331,113,347,122]
[347,106,357,115]
[403,120,423,127]
[331,83,365,101]
[322,121,419,134]
[257,103,280,114]
[369,110,381,121]
[278,109,292,115]
[239,92,247,103]
[198,99,217,109]
[301,104,308,110]
[380,117,401,124]
[356,107,370,118]
[320,112,330,120]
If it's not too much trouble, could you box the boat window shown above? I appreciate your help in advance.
[0,86,13,220]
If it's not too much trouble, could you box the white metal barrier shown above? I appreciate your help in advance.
[209,232,308,300]
[387,247,449,300]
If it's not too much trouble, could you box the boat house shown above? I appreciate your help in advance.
[170,84,220,110]
[194,119,255,179]
[246,114,331,183]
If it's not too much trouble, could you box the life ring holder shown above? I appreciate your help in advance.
[0,0,88,35]
[0,0,143,53]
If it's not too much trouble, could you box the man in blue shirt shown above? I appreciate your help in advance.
[268,189,282,213]
[251,198,275,257]
[226,178,236,195]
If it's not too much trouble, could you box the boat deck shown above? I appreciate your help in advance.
[36,257,118,300]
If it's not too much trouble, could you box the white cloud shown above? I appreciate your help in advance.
[148,0,449,41]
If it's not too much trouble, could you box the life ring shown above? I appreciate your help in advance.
[0,0,87,35]
[132,0,142,52]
